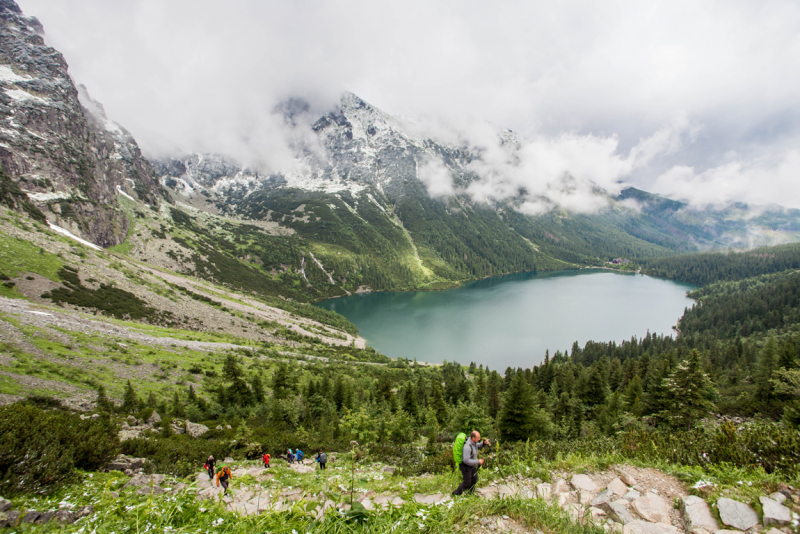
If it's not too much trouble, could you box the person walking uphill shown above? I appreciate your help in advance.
[205,455,215,480]
[452,431,489,496]
[263,452,270,469]
[216,465,233,496]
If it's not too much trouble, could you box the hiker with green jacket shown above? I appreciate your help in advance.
[452,431,490,496]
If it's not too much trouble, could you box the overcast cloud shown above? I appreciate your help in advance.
[17,0,800,208]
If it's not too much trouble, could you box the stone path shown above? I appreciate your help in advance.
[107,457,800,533]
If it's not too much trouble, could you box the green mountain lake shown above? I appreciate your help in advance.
[318,269,695,369]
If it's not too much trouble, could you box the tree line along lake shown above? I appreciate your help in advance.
[317,269,696,370]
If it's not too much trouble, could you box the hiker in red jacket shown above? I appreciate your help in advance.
[263,452,270,469]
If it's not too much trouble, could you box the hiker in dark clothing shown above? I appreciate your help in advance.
[316,449,327,470]
[205,455,216,480]
[452,431,489,496]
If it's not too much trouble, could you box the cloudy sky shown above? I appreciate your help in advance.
[18,0,800,208]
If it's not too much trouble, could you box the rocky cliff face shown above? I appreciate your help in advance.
[0,0,163,246]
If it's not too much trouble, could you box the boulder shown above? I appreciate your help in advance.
[571,474,599,492]
[36,511,55,524]
[0,498,10,513]
[146,411,162,424]
[631,494,671,524]
[52,510,75,524]
[717,497,759,531]
[615,468,637,486]
[622,520,680,534]
[759,496,791,526]
[5,511,20,527]
[361,497,374,511]
[108,454,146,471]
[169,423,185,435]
[383,466,396,474]
[126,415,137,424]
[185,421,209,438]
[608,477,628,497]
[21,511,41,524]
[136,485,167,496]
[681,496,719,533]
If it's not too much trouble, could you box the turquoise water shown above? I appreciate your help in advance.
[318,269,695,369]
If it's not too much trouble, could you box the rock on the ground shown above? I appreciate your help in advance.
[631,493,671,524]
[383,466,396,474]
[615,468,637,486]
[53,510,75,524]
[553,478,570,493]
[681,496,719,533]
[571,474,599,492]
[136,485,167,496]
[592,489,613,507]
[717,497,760,531]
[759,496,792,526]
[124,474,166,488]
[768,492,787,504]
[598,499,635,524]
[622,520,681,534]
[185,421,209,438]
[0,498,10,512]
[108,454,146,471]
[146,411,162,424]
[623,489,641,501]
[608,478,628,497]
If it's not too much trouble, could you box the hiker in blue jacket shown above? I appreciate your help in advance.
[452,431,490,496]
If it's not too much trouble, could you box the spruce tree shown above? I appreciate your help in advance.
[486,371,502,418]
[251,374,265,404]
[429,381,447,425]
[222,354,252,406]
[498,372,534,441]
[96,385,113,413]
[659,350,717,431]
[474,369,486,405]
[121,380,138,414]
[756,337,779,400]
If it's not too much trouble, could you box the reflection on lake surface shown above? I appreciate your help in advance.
[317,269,695,370]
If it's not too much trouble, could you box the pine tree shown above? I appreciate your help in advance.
[121,380,138,414]
[660,350,717,431]
[756,337,779,401]
[623,375,643,416]
[222,354,252,406]
[96,385,113,413]
[498,372,534,441]
[429,381,447,425]
[251,374,265,404]
[474,368,486,405]
[172,391,185,417]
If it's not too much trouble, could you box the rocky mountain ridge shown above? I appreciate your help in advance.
[0,0,163,247]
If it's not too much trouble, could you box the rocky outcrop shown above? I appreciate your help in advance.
[185,421,209,438]
[0,0,164,246]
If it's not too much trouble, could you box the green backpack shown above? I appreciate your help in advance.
[452,432,467,466]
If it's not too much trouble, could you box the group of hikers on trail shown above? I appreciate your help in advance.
[202,448,328,495]
[285,448,304,463]
[201,433,485,499]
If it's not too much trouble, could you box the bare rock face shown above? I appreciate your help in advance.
[717,497,759,531]
[0,0,164,246]
[107,454,146,472]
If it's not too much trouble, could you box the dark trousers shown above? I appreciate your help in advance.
[319,461,327,470]
[453,463,478,495]
[219,478,229,494]
[207,467,214,480]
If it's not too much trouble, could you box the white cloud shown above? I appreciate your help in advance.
[15,0,800,207]
[417,157,454,198]
[653,149,800,209]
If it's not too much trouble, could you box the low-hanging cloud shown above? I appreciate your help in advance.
[16,0,800,207]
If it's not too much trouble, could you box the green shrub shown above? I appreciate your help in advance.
[0,403,119,495]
